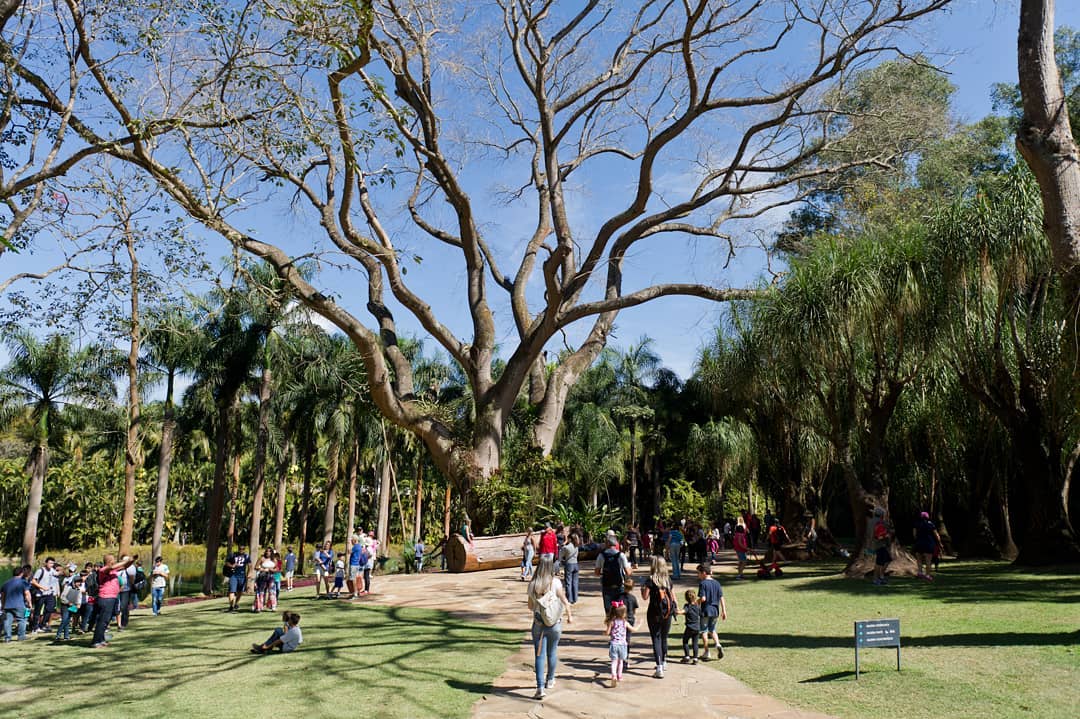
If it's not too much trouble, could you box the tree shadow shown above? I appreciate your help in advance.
[721,629,1079,649]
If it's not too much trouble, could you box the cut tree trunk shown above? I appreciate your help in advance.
[376,457,392,550]
[345,438,358,541]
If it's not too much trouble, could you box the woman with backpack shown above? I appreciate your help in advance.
[640,555,676,678]
[527,557,573,700]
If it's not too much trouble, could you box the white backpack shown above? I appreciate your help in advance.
[535,586,564,627]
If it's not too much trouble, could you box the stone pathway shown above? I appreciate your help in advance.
[365,563,836,719]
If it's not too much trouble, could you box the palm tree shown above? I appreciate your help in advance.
[142,305,201,562]
[0,331,117,564]
[611,337,661,526]
[557,402,624,507]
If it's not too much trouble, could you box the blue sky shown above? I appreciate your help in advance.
[3,0,1079,382]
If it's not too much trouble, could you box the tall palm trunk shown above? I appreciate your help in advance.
[298,430,314,574]
[21,439,48,566]
[202,399,235,594]
[322,436,341,544]
[151,370,177,562]
[377,457,392,549]
[273,442,293,552]
[412,460,423,542]
[226,441,241,556]
[119,226,141,555]
[247,366,273,569]
[629,420,638,527]
[345,438,359,540]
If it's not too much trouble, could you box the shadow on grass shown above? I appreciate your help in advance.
[799,670,856,683]
[721,629,1080,649]
[0,597,520,719]
[780,561,1080,604]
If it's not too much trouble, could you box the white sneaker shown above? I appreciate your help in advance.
[653,667,664,678]
[533,688,546,699]
[545,679,556,689]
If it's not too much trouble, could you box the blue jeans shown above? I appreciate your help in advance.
[669,544,683,579]
[151,587,165,615]
[56,605,76,639]
[531,618,562,689]
[3,608,28,641]
[564,563,579,604]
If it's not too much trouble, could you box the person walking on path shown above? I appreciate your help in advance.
[150,557,169,616]
[604,600,639,687]
[527,556,573,700]
[697,563,727,661]
[538,523,558,562]
[224,548,250,611]
[521,529,536,582]
[913,511,942,581]
[91,554,136,648]
[680,589,702,664]
[667,524,685,580]
[1,565,33,642]
[641,555,675,678]
[314,541,333,596]
[284,547,297,591]
[559,532,580,603]
[348,535,364,597]
[595,534,632,613]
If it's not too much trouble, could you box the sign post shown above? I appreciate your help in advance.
[854,618,900,679]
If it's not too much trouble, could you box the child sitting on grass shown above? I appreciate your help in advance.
[251,611,302,654]
[680,589,702,664]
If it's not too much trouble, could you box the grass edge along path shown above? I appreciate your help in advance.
[0,592,519,719]
[703,559,1079,719]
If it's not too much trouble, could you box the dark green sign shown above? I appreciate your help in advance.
[854,618,900,678]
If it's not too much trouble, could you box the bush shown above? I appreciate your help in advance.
[659,477,707,524]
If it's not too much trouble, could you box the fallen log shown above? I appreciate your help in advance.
[445,532,600,573]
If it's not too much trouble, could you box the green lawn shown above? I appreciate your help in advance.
[0,594,518,719]
[704,559,1080,719]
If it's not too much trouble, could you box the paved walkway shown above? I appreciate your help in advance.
[366,563,836,719]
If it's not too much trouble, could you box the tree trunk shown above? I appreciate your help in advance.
[21,443,48,566]
[346,437,359,541]
[202,400,235,595]
[1017,0,1080,311]
[322,436,341,544]
[1011,424,1079,563]
[413,459,423,542]
[377,455,392,550]
[629,420,638,527]
[119,225,142,556]
[151,370,177,563]
[226,446,241,557]
[443,484,452,539]
[247,366,272,571]
[298,431,314,574]
[996,473,1019,560]
[272,443,292,553]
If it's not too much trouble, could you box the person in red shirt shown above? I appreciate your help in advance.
[538,524,558,561]
[91,554,136,648]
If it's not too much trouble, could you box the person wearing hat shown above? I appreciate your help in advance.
[870,507,892,586]
[595,534,632,612]
[913,511,942,581]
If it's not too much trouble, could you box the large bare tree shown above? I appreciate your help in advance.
[2,0,953,522]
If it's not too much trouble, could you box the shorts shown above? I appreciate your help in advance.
[228,574,247,594]
[703,616,719,633]
[608,642,628,661]
[875,547,891,566]
[348,565,362,579]
[285,570,294,579]
[736,551,747,562]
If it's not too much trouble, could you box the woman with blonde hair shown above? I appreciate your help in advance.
[527,556,573,699]
[640,555,675,678]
